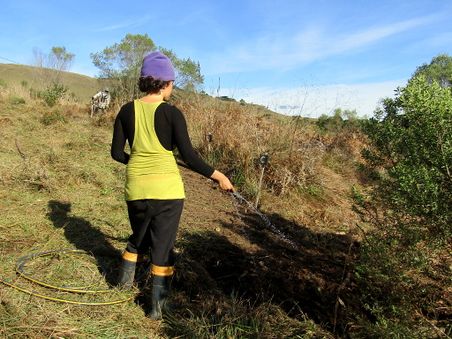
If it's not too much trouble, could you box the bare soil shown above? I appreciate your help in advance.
[170,166,360,334]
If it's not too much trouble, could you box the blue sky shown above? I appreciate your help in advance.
[1,0,451,117]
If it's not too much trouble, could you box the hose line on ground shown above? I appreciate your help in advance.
[0,249,136,305]
[2,191,295,304]
[16,249,112,294]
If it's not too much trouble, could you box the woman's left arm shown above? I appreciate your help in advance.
[111,111,130,164]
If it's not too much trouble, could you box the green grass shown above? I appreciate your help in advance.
[0,63,101,101]
[0,97,330,338]
[0,99,153,337]
[1,71,448,338]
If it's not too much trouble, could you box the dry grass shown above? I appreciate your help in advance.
[0,63,101,101]
[0,94,160,338]
[0,82,369,337]
[170,91,365,236]
[171,92,357,198]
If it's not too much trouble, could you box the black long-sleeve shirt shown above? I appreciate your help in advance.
[111,101,214,178]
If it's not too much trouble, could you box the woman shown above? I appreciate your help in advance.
[111,51,234,319]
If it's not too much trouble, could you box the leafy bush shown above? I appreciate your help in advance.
[354,74,452,336]
[362,75,451,235]
[316,108,361,133]
[41,109,67,125]
[9,96,26,105]
[40,83,68,107]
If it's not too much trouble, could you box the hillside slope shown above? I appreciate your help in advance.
[0,63,100,101]
[0,94,362,337]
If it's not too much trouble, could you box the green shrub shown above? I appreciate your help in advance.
[41,109,67,125]
[40,83,68,107]
[362,75,451,235]
[9,96,26,105]
[316,108,363,134]
[353,74,452,336]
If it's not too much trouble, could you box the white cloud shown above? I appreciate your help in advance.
[336,15,438,52]
[203,14,441,75]
[93,15,153,32]
[221,80,407,118]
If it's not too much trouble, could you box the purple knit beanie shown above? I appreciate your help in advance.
[140,51,175,81]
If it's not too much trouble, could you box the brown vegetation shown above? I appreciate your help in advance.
[1,69,448,337]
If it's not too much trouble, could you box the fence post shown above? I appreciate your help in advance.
[206,132,213,153]
[255,152,269,208]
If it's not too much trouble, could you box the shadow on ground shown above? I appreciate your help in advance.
[46,199,360,335]
[171,206,360,336]
[46,200,122,286]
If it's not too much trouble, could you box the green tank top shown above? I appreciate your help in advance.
[125,100,185,200]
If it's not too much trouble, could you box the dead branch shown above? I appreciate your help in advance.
[15,138,27,161]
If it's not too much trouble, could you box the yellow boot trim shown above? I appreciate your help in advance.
[122,251,149,262]
[122,251,138,262]
[151,264,174,276]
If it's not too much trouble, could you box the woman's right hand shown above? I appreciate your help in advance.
[211,170,235,192]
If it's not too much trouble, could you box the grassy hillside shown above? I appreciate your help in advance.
[0,63,101,101]
[0,97,354,338]
[1,65,448,338]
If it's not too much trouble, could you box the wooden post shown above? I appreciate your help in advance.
[255,153,269,208]
[207,132,213,153]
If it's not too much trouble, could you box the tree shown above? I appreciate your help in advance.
[90,34,205,102]
[33,46,75,72]
[49,46,75,72]
[411,53,452,88]
[362,74,451,234]
[33,46,75,83]
[32,46,74,105]
[354,66,451,336]
[91,33,156,101]
[161,48,204,90]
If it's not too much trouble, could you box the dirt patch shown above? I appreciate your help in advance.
[173,166,360,333]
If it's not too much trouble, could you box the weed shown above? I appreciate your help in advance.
[351,185,366,207]
[40,109,66,125]
[164,297,327,338]
[300,184,325,199]
[40,82,68,107]
[8,96,26,105]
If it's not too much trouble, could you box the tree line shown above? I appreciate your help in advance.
[33,33,204,103]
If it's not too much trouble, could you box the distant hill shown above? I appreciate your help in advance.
[0,63,101,101]
[0,63,293,120]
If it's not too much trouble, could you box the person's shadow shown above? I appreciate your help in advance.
[165,204,359,337]
[46,200,123,286]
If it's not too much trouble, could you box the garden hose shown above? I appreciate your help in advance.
[0,249,136,305]
[1,191,294,305]
[16,249,112,294]
[230,191,298,249]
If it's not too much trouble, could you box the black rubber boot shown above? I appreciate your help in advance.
[117,251,150,288]
[116,258,136,288]
[134,259,151,288]
[148,275,172,320]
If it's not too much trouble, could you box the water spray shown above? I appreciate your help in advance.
[231,191,298,250]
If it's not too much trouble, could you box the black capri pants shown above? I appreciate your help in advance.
[125,199,184,267]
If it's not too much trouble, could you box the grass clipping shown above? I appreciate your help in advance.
[1,250,135,305]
